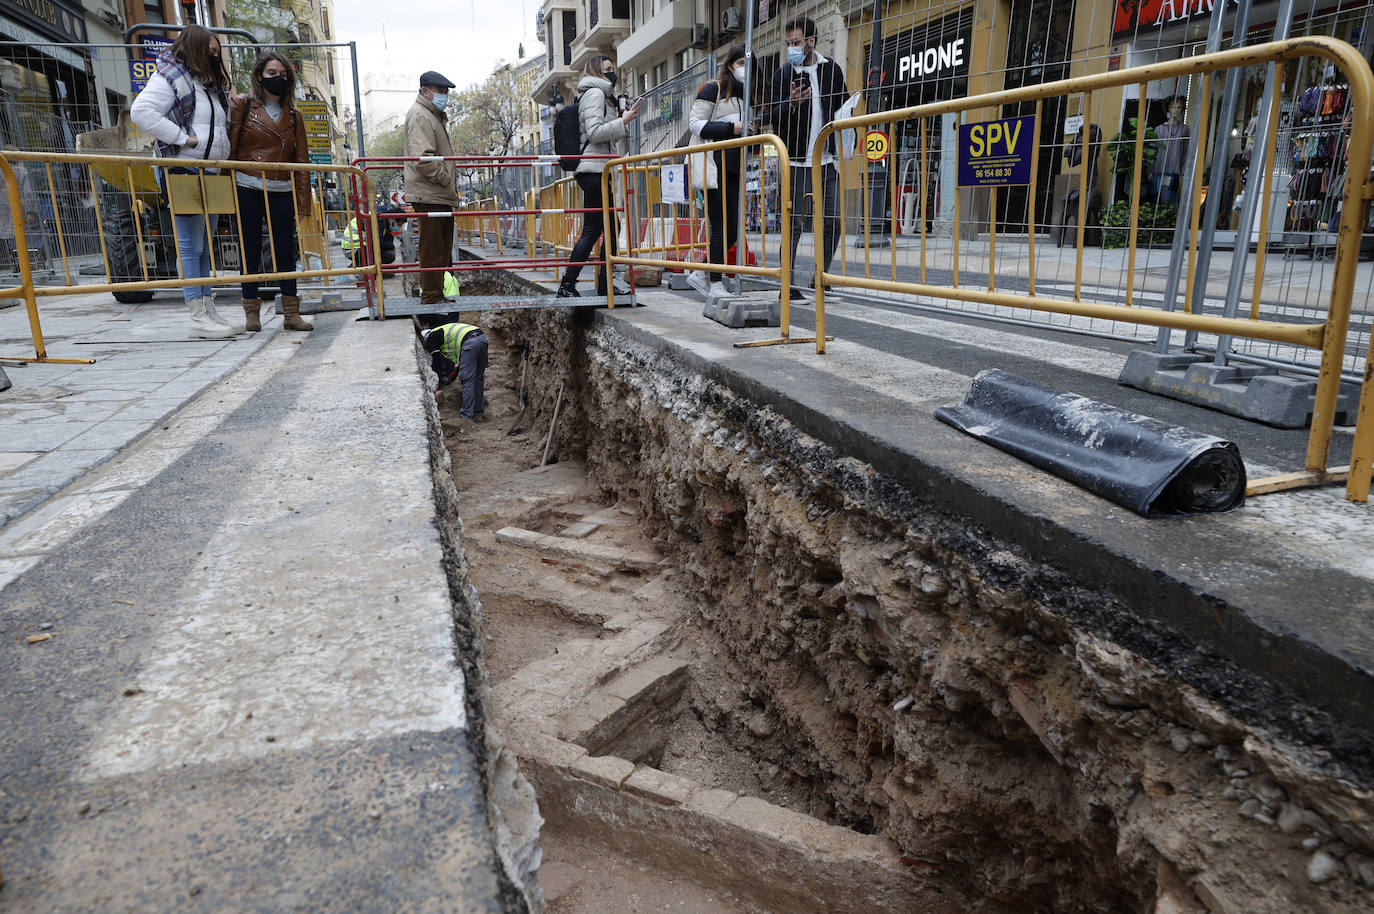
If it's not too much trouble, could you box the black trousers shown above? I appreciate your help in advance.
[706,168,741,284]
[237,184,299,298]
[562,171,617,289]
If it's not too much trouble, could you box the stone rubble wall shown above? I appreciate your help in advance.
[484,310,1374,913]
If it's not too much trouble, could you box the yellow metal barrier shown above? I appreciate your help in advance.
[811,37,1374,503]
[0,150,383,363]
[0,153,88,364]
[601,134,818,345]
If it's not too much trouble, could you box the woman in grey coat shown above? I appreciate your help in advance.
[557,55,640,297]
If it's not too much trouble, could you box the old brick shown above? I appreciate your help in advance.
[685,786,739,818]
[570,754,635,790]
[556,691,626,744]
[720,795,818,846]
[622,766,698,806]
[514,733,587,773]
[606,657,690,705]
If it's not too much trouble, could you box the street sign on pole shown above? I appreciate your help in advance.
[864,129,889,163]
[297,99,332,161]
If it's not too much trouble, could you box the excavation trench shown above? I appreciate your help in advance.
[424,287,1374,914]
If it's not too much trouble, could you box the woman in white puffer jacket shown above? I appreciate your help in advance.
[130,24,238,339]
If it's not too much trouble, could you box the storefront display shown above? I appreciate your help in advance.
[1282,78,1358,250]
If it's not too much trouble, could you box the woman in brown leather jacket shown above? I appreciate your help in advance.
[229,50,312,331]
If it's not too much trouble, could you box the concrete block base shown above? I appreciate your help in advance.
[702,291,781,329]
[275,288,368,315]
[666,271,693,291]
[1118,350,1358,429]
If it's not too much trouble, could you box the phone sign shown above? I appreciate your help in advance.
[958,115,1035,187]
[129,59,157,94]
[865,129,889,163]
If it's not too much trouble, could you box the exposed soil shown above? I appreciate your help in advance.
[478,592,603,683]
[539,826,749,914]
[455,306,1374,914]
[431,276,1374,913]
[436,296,818,912]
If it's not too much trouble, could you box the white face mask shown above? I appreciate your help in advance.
[733,65,747,82]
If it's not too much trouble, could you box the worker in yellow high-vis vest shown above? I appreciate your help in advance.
[421,321,488,418]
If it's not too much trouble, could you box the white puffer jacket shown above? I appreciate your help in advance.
[130,73,230,162]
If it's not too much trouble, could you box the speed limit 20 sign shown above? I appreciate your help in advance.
[864,129,889,162]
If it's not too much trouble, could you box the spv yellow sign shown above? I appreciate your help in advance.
[958,115,1035,187]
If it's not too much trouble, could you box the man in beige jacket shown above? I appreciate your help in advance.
[404,70,458,305]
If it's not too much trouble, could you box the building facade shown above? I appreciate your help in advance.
[522,0,1374,239]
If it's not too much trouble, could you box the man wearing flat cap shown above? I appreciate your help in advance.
[404,71,459,305]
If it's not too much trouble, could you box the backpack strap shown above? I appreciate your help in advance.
[576,92,588,153]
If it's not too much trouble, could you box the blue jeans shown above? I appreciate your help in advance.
[172,212,219,303]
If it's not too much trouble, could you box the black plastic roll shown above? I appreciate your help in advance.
[935,369,1246,517]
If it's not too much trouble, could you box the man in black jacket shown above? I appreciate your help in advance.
[769,16,847,301]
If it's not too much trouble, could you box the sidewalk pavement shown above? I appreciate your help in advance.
[0,293,278,532]
[0,288,509,911]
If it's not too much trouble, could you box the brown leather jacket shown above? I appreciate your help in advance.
[228,94,311,215]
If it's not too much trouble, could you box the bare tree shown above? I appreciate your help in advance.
[456,68,524,156]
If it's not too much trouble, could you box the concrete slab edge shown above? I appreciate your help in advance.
[415,337,543,913]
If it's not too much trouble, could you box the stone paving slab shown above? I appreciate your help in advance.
[0,291,280,527]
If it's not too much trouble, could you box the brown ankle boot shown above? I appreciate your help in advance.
[242,298,261,332]
[281,295,313,331]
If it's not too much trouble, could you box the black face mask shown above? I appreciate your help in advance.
[603,69,617,88]
[261,74,289,97]
[209,52,221,68]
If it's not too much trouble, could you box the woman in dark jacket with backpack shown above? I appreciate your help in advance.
[229,50,313,332]
[557,55,640,298]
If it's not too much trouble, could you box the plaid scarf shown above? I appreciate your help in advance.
[152,50,228,157]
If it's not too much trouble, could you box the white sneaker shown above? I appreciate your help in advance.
[708,281,728,298]
[187,298,236,340]
[685,270,708,297]
[202,295,244,335]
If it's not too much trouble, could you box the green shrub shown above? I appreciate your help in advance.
[1106,117,1161,178]
[1101,200,1179,250]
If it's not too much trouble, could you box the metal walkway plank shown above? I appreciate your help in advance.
[381,294,635,317]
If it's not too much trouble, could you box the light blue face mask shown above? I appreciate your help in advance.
[787,45,806,67]
[431,92,448,111]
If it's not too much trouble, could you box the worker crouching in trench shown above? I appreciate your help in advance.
[421,321,488,423]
